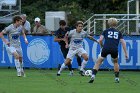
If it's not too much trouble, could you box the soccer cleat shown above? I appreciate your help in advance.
[79,70,84,76]
[88,77,94,83]
[17,72,21,77]
[57,73,61,76]
[88,79,94,83]
[115,78,119,83]
[69,70,74,76]
[21,71,26,77]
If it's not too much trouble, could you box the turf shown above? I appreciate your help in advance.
[0,68,139,93]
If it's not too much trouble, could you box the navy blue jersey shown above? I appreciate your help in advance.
[55,27,71,47]
[102,28,123,51]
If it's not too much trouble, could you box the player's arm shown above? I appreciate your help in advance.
[64,32,69,48]
[120,39,128,59]
[0,31,10,46]
[87,35,99,43]
[54,36,64,42]
[98,35,104,48]
[88,31,94,36]
[54,30,65,42]
[22,28,28,44]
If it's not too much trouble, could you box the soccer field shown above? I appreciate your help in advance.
[0,68,139,93]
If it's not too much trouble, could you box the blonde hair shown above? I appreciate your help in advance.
[108,18,118,27]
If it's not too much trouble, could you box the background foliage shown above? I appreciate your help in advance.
[21,0,128,27]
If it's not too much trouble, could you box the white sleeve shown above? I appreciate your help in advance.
[83,31,89,37]
[2,25,11,33]
[68,30,74,38]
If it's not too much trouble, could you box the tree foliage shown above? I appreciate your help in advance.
[21,0,127,27]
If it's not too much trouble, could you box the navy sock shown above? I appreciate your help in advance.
[114,72,119,77]
[92,69,98,75]
[68,64,72,71]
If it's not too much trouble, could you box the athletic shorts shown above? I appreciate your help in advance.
[7,46,23,57]
[67,47,87,60]
[60,46,69,59]
[101,48,118,59]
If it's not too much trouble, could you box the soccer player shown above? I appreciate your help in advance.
[54,20,82,75]
[57,21,98,76]
[88,18,128,83]
[0,15,28,77]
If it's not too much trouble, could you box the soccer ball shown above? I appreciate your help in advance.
[85,70,92,76]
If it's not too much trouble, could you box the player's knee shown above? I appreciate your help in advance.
[82,54,88,61]
[14,53,19,59]
[67,62,71,65]
[83,55,88,61]
[84,57,88,61]
[65,58,71,65]
[19,57,22,62]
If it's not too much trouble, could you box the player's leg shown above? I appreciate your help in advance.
[57,58,71,76]
[111,51,119,83]
[17,47,26,77]
[67,64,73,76]
[57,49,75,76]
[89,57,104,83]
[78,48,88,76]
[79,53,88,76]
[61,47,73,75]
[76,55,82,70]
[19,57,26,77]
[89,50,107,83]
[8,47,21,77]
[113,58,119,83]
[13,52,21,77]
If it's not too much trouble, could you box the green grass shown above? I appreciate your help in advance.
[0,68,139,93]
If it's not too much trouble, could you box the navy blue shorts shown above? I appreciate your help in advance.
[101,48,118,59]
[60,46,69,59]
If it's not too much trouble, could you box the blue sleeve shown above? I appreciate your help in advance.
[119,32,123,39]
[65,27,72,32]
[54,30,59,36]
[102,30,105,37]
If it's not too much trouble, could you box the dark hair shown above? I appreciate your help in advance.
[75,21,84,26]
[12,15,22,23]
[59,20,66,26]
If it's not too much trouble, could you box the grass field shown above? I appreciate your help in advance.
[0,68,139,93]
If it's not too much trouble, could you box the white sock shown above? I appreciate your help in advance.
[78,66,81,70]
[58,63,66,74]
[80,60,88,71]
[70,70,73,73]
[14,59,21,72]
[20,62,24,72]
[91,74,95,79]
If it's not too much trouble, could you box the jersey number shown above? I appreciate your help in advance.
[108,31,118,39]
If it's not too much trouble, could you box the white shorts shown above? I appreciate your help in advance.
[67,48,87,60]
[7,46,23,57]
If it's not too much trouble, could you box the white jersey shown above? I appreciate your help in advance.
[68,29,88,50]
[2,24,23,48]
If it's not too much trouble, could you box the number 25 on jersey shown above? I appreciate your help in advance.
[108,31,118,39]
